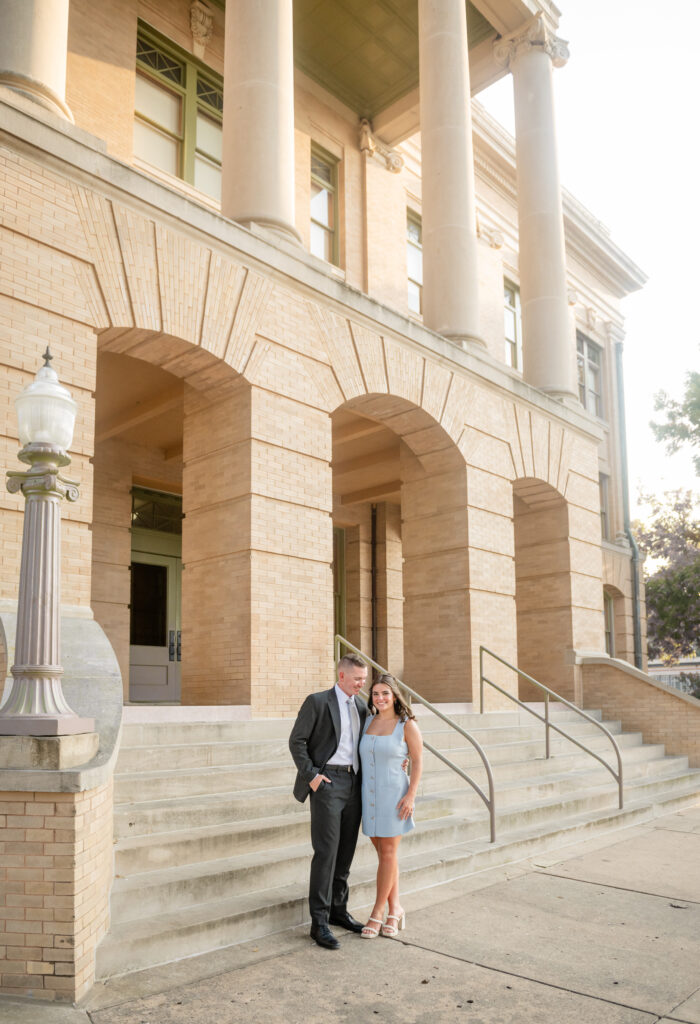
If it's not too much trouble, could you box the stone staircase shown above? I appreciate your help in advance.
[96,707,700,979]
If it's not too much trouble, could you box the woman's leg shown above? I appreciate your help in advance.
[368,837,401,922]
[387,856,401,916]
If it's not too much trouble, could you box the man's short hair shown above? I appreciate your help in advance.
[338,653,366,673]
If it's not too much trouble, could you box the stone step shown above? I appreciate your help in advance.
[96,776,700,980]
[112,764,700,877]
[112,726,644,805]
[109,762,696,925]
[419,748,685,797]
[117,707,601,750]
[114,716,622,774]
[112,745,683,841]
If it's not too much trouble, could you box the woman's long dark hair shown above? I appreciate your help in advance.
[368,674,415,721]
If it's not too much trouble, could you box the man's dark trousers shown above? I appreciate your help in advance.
[308,766,362,925]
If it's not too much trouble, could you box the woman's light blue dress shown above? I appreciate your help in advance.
[359,716,415,837]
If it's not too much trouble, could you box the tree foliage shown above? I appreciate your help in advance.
[635,490,700,662]
[651,370,700,475]
[680,673,700,700]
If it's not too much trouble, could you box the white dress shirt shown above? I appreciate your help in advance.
[326,684,360,772]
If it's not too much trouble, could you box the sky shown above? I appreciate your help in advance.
[478,0,699,519]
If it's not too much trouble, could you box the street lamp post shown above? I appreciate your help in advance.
[0,348,94,735]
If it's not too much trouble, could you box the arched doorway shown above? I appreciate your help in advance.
[92,330,242,706]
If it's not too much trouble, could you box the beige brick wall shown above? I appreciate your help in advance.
[580,660,700,769]
[181,382,335,714]
[514,495,574,700]
[0,93,638,718]
[0,780,113,1002]
[0,296,96,610]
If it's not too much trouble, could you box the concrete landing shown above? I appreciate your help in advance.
[4,804,700,1024]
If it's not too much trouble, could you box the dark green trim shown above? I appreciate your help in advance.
[136,21,222,187]
[310,142,339,267]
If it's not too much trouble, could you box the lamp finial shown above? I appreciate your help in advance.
[42,347,53,368]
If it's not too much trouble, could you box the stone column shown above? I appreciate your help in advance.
[182,382,333,715]
[418,0,483,348]
[495,14,577,402]
[0,0,73,120]
[1,445,93,734]
[222,0,301,243]
[400,446,472,703]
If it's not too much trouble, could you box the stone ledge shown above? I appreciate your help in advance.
[0,731,99,770]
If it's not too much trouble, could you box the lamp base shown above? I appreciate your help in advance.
[0,714,95,736]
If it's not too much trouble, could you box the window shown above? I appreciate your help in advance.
[604,590,615,657]
[134,26,223,200]
[406,214,423,314]
[310,148,338,264]
[599,473,610,541]
[131,487,182,535]
[577,332,603,417]
[504,281,522,369]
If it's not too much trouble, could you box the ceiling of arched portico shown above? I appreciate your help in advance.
[95,352,184,454]
[512,476,566,512]
[95,328,241,460]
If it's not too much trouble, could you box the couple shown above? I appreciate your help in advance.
[289,653,423,949]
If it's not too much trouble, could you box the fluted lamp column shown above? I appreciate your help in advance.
[0,349,94,735]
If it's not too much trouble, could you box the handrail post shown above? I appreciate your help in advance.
[479,646,484,714]
[479,644,624,810]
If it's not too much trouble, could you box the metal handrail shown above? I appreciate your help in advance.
[335,634,497,842]
[479,646,623,810]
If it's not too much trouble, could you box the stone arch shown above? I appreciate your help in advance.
[512,475,605,703]
[331,390,504,704]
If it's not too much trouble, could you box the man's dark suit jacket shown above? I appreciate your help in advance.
[289,687,368,803]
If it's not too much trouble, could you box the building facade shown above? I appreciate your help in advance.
[0,0,663,997]
[0,0,648,722]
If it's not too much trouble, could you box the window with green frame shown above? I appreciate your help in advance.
[134,25,223,200]
[310,147,338,264]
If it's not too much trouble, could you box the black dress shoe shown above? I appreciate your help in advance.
[310,923,340,949]
[329,911,363,934]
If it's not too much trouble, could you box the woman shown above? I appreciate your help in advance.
[359,673,423,938]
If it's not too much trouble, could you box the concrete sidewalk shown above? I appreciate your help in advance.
[4,804,700,1024]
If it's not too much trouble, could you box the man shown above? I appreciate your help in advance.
[289,653,368,949]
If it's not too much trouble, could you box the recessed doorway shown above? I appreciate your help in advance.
[129,487,182,702]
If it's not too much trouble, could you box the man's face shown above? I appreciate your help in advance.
[337,665,367,698]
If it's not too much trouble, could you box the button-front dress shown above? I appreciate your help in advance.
[359,716,415,837]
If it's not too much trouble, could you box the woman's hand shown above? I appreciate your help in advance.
[397,792,415,820]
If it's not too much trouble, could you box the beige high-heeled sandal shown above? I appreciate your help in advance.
[381,910,405,937]
[361,916,383,939]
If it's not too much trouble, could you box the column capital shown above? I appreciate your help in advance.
[494,13,569,70]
